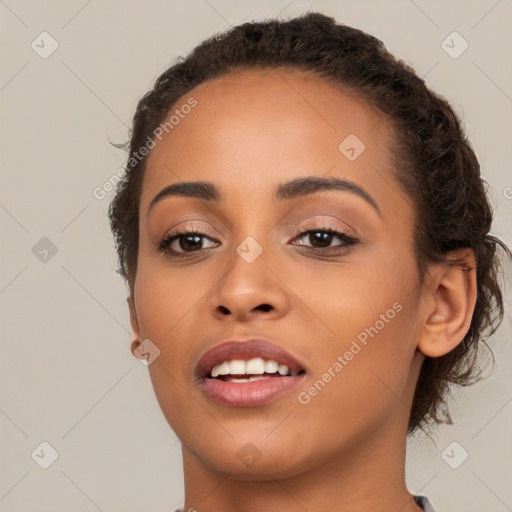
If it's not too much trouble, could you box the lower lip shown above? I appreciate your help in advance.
[202,375,305,407]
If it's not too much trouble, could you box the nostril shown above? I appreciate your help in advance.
[217,304,272,315]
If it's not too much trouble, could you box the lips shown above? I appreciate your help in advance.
[195,338,307,407]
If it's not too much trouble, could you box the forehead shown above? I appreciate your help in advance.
[140,67,400,215]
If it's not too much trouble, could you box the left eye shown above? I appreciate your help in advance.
[292,228,358,250]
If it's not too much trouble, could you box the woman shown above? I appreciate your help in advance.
[108,12,510,512]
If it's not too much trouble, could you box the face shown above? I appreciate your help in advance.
[129,68,426,479]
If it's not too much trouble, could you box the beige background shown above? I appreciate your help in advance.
[1,1,511,511]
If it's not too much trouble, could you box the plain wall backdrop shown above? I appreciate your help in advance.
[1,1,511,511]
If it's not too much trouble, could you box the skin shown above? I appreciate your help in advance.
[127,68,477,512]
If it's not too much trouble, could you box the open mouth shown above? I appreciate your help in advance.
[207,357,306,382]
[196,338,307,406]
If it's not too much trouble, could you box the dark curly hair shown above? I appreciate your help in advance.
[108,12,511,434]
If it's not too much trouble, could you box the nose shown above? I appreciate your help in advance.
[208,242,290,323]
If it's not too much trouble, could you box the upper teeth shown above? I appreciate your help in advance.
[210,358,296,377]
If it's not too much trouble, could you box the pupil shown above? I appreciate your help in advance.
[310,232,331,247]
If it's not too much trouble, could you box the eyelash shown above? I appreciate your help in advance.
[157,225,359,258]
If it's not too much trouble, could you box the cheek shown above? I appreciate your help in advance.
[295,244,421,402]
[133,263,204,431]
[297,302,421,448]
[132,264,203,411]
[133,251,206,340]
[290,241,418,340]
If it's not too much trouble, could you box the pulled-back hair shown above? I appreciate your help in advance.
[108,12,511,434]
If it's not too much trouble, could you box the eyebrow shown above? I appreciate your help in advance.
[148,176,381,217]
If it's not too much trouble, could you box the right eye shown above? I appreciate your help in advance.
[157,229,220,257]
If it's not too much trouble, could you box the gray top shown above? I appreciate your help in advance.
[173,494,437,511]
[415,495,437,511]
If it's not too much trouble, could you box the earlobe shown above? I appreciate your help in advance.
[127,296,142,356]
[418,249,477,358]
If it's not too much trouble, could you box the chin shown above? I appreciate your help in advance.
[186,436,318,481]
[209,456,305,481]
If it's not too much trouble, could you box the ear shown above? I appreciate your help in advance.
[417,248,477,358]
[127,296,142,357]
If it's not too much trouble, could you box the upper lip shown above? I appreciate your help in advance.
[196,338,307,378]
